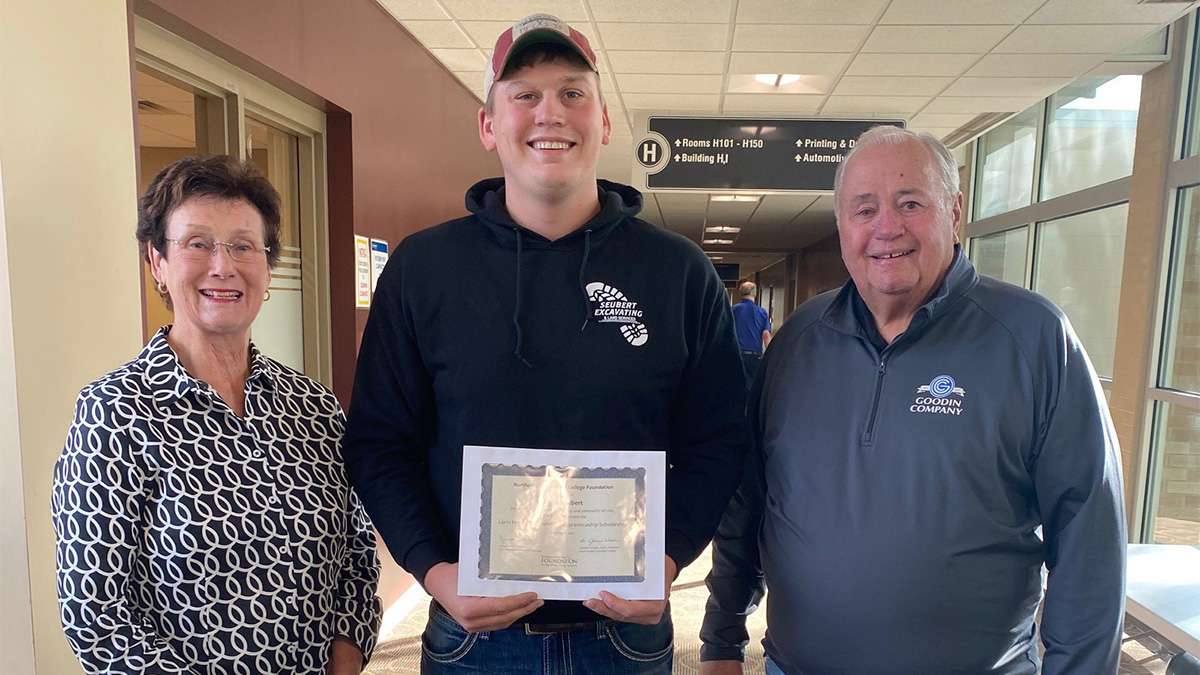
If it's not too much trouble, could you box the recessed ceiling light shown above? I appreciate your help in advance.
[703,238,735,245]
[709,194,760,203]
[707,255,724,260]
[754,73,803,87]
[705,225,741,234]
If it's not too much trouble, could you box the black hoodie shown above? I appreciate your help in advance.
[343,178,748,623]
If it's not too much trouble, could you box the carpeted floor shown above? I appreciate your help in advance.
[364,546,1181,674]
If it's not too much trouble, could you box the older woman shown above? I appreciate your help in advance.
[52,155,381,675]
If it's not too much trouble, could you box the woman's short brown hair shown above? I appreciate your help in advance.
[137,155,282,268]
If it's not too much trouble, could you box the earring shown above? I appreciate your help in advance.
[263,289,271,302]
[156,281,168,295]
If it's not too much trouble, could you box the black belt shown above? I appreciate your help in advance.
[523,621,600,635]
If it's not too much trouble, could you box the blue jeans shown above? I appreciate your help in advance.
[764,655,787,675]
[420,602,673,674]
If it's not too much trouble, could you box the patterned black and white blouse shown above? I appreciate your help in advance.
[52,327,381,674]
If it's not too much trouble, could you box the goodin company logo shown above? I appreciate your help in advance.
[909,374,967,416]
[585,282,649,347]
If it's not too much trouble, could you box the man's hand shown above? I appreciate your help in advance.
[699,660,744,675]
[583,556,677,625]
[424,562,543,632]
[325,637,364,675]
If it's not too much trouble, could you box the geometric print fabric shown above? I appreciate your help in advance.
[52,327,382,674]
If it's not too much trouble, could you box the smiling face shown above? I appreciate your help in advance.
[835,139,961,316]
[478,58,610,203]
[149,195,271,343]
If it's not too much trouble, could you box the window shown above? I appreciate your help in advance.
[1186,13,1200,158]
[1033,204,1129,378]
[1041,75,1141,200]
[973,104,1042,220]
[1146,403,1200,544]
[970,226,1028,286]
[1162,187,1200,394]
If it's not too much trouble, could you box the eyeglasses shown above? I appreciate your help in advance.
[165,236,271,264]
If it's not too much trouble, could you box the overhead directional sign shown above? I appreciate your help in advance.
[632,116,904,193]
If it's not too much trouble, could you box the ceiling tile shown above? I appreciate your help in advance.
[430,48,486,71]
[592,0,733,23]
[1086,60,1164,77]
[748,194,820,226]
[401,21,475,48]
[461,20,597,47]
[726,74,833,94]
[377,0,449,20]
[616,73,724,94]
[908,112,980,128]
[733,24,871,52]
[598,23,729,51]
[1027,0,1197,25]
[942,76,1072,98]
[908,127,959,140]
[879,0,1043,25]
[736,0,887,24]
[923,96,1040,113]
[822,95,929,114]
[832,76,953,96]
[722,93,824,113]
[622,93,721,110]
[707,200,759,224]
[727,52,850,75]
[438,0,588,21]
[862,25,1009,53]
[964,53,1108,77]
[846,53,978,77]
[607,51,728,74]
[994,24,1164,54]
[452,71,485,94]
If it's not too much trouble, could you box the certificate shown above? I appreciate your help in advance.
[458,446,666,600]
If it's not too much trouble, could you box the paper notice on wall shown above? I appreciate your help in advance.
[370,239,389,295]
[355,235,371,308]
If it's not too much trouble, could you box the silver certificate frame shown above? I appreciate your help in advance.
[458,446,667,601]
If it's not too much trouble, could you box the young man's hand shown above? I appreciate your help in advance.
[424,562,543,632]
[582,556,677,625]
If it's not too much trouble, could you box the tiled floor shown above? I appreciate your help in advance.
[365,548,1183,674]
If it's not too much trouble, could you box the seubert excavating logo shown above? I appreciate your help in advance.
[909,374,967,416]
[585,282,649,347]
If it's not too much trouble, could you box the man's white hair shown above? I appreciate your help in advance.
[832,125,959,209]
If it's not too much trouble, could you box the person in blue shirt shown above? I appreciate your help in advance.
[731,281,772,385]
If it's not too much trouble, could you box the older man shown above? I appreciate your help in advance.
[700,126,1126,675]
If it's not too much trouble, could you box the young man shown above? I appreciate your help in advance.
[343,14,747,674]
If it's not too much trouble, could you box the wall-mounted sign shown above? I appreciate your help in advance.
[355,235,371,308]
[369,238,389,295]
[632,115,904,193]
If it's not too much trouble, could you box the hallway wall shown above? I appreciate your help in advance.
[0,1,143,672]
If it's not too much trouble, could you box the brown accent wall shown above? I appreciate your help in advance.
[795,233,849,306]
[137,0,501,406]
[135,0,501,616]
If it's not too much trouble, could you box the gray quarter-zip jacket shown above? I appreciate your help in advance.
[701,251,1126,675]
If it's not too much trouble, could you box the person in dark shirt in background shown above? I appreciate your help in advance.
[731,281,772,386]
[342,13,747,675]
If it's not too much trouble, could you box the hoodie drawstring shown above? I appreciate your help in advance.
[511,227,532,368]
[578,228,593,332]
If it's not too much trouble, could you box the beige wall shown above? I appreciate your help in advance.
[0,1,143,673]
[0,157,37,675]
